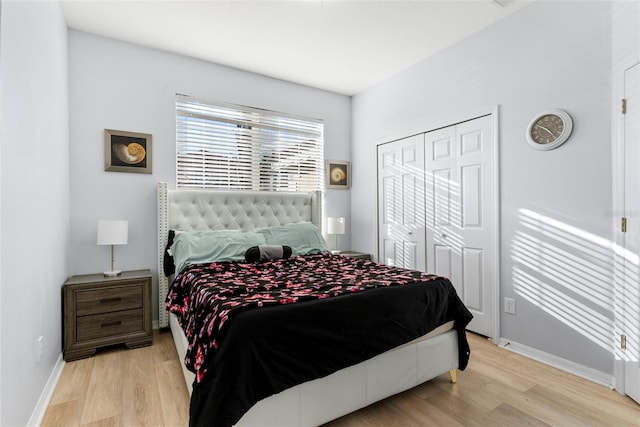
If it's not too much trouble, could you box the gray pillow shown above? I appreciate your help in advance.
[245,245,293,262]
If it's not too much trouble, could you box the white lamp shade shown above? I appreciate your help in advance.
[327,217,345,235]
[97,220,128,245]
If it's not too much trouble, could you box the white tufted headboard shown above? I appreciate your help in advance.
[156,182,323,328]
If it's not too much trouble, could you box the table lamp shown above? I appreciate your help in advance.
[97,220,128,276]
[327,217,345,253]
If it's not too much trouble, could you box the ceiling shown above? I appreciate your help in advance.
[60,0,532,95]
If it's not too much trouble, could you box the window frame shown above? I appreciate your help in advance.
[176,94,325,192]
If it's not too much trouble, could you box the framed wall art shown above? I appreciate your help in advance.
[105,129,152,174]
[326,160,350,189]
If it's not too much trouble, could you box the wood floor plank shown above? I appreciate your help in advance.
[387,389,466,427]
[432,372,503,413]
[482,402,551,427]
[41,401,82,427]
[155,358,190,425]
[153,331,190,425]
[80,349,125,425]
[123,345,165,426]
[465,358,536,393]
[81,415,123,427]
[48,357,94,406]
[479,381,587,426]
[426,383,503,427]
[152,327,180,365]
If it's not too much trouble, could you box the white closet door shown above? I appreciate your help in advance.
[424,125,459,284]
[377,134,426,271]
[425,115,495,337]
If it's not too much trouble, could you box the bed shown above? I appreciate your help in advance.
[156,183,472,427]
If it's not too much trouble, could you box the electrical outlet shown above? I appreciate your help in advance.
[504,297,516,315]
[36,336,44,363]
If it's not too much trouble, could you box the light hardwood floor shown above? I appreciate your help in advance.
[42,330,190,427]
[42,331,640,426]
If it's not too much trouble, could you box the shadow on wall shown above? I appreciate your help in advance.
[511,208,639,364]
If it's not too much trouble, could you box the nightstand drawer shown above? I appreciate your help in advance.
[77,309,143,342]
[76,285,143,316]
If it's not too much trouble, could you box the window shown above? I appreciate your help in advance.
[176,94,324,192]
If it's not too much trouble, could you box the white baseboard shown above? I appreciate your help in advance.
[28,353,65,427]
[498,338,613,388]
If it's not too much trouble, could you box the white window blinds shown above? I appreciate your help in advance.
[176,95,324,192]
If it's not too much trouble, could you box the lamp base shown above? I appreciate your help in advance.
[103,270,122,277]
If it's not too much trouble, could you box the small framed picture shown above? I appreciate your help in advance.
[326,160,350,189]
[105,129,152,174]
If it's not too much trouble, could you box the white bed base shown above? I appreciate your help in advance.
[157,183,459,426]
[171,312,457,426]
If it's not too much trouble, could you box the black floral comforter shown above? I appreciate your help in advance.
[167,253,472,427]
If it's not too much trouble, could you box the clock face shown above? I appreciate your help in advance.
[526,109,573,151]
[530,114,564,145]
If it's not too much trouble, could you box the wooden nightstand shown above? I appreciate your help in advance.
[334,251,371,261]
[63,269,152,361]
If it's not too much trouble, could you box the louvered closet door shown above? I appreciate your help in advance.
[425,115,495,337]
[377,134,426,271]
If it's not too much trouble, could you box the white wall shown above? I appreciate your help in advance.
[352,1,614,376]
[0,1,70,425]
[68,31,352,322]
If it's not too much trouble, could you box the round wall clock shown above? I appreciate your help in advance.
[526,109,573,151]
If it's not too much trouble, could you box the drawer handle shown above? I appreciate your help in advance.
[101,321,122,328]
[100,297,122,304]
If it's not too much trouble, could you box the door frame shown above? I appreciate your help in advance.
[613,59,640,396]
[375,105,501,344]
